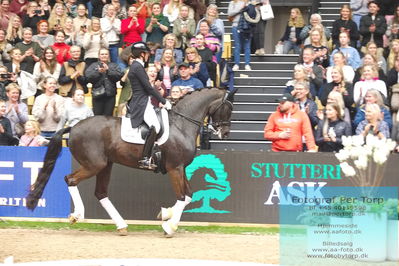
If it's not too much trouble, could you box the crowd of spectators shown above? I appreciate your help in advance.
[266,1,399,153]
[0,0,223,146]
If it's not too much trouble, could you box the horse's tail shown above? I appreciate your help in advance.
[26,127,72,210]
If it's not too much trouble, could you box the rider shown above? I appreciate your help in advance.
[127,42,172,170]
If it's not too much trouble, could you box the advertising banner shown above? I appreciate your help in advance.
[0,146,71,218]
[77,152,399,224]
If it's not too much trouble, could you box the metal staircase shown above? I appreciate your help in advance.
[209,1,298,151]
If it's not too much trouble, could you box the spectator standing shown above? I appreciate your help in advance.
[58,46,86,98]
[300,13,331,46]
[173,5,196,51]
[100,4,122,67]
[51,31,71,65]
[15,27,42,74]
[264,93,316,152]
[102,0,127,20]
[320,65,354,108]
[301,28,330,69]
[315,102,352,152]
[121,5,145,47]
[133,0,151,41]
[0,29,12,65]
[356,102,390,138]
[57,88,93,130]
[65,0,78,18]
[32,76,64,138]
[359,1,387,51]
[386,5,399,42]
[73,4,91,33]
[10,0,28,18]
[163,0,181,28]
[22,1,49,35]
[48,3,67,33]
[154,48,178,94]
[184,47,210,87]
[145,3,169,44]
[0,0,16,31]
[33,47,61,89]
[7,15,23,46]
[154,33,183,64]
[82,17,108,67]
[291,81,319,130]
[91,0,110,19]
[117,55,134,116]
[254,0,270,56]
[194,33,216,85]
[353,88,392,130]
[32,20,55,49]
[284,64,316,98]
[171,62,203,92]
[19,120,49,146]
[0,99,16,145]
[197,4,224,61]
[299,47,324,97]
[191,20,221,63]
[350,0,369,29]
[326,51,355,83]
[353,64,387,106]
[85,48,123,116]
[0,66,12,100]
[387,54,399,121]
[332,4,359,48]
[64,17,77,45]
[353,53,387,84]
[330,31,361,70]
[4,83,28,137]
[388,39,399,70]
[278,8,305,55]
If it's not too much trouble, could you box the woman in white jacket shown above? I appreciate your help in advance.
[82,17,108,68]
[353,64,387,106]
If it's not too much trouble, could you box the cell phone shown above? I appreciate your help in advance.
[0,73,11,79]
[34,9,41,14]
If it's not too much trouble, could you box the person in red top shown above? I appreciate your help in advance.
[51,30,71,65]
[9,0,28,18]
[134,0,151,20]
[264,93,317,152]
[121,5,145,47]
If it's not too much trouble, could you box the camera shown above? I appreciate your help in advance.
[34,9,41,14]
[0,73,12,79]
[80,25,87,29]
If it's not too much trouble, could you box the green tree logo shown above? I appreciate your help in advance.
[185,154,231,213]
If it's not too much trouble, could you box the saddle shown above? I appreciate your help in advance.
[121,108,169,146]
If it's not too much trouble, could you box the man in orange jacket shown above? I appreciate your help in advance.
[264,93,316,152]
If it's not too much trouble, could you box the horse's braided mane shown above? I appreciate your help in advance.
[173,87,224,108]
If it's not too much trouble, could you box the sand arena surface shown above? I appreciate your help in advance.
[0,228,278,264]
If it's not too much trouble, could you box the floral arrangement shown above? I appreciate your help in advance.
[335,135,396,189]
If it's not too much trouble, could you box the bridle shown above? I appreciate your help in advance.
[171,92,233,129]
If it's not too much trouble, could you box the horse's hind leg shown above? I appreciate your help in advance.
[65,167,98,223]
[95,162,128,235]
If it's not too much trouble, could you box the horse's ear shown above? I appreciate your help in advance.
[226,87,237,102]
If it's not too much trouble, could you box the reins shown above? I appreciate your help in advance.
[171,91,233,128]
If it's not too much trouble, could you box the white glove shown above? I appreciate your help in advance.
[163,100,172,110]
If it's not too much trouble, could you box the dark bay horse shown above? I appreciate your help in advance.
[26,88,234,236]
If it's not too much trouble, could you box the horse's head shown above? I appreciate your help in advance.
[208,90,234,139]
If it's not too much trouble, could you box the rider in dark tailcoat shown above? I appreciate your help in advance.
[127,42,171,169]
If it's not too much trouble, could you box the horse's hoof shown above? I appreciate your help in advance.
[157,207,173,221]
[117,227,128,236]
[68,215,78,225]
[162,221,177,237]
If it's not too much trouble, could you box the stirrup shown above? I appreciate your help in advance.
[138,157,157,170]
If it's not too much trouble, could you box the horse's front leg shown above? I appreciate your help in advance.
[162,166,192,236]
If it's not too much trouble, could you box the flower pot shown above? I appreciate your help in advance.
[306,225,329,256]
[387,219,399,261]
[353,212,388,262]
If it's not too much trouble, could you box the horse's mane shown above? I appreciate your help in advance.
[173,87,225,110]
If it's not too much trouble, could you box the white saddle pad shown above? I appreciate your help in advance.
[121,109,169,145]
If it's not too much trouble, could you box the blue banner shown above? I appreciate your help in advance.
[0,146,71,218]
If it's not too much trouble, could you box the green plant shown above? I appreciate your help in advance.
[296,207,330,226]
[384,198,399,220]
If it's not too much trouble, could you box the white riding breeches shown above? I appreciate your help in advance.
[143,97,160,134]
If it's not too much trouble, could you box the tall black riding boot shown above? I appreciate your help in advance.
[138,126,157,170]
